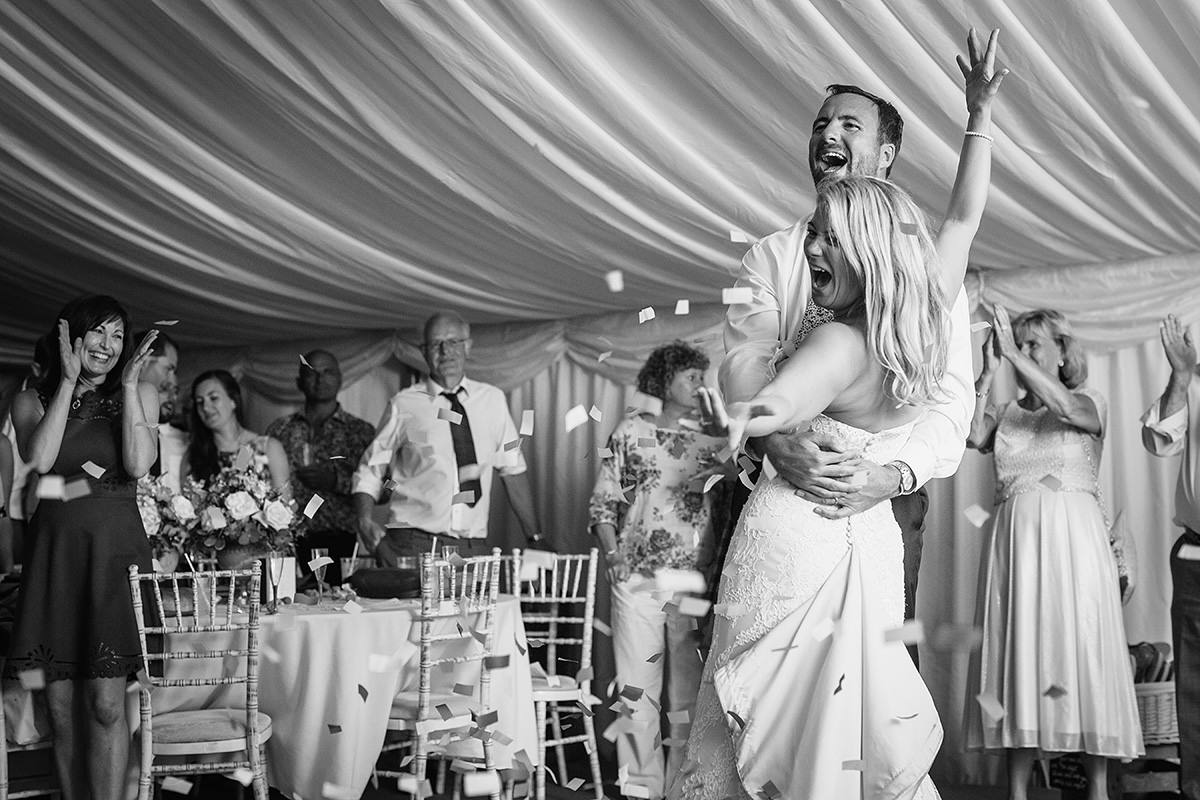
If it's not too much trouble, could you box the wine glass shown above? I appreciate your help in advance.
[266,554,287,613]
[311,547,329,604]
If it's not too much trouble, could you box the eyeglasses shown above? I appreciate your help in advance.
[424,337,470,352]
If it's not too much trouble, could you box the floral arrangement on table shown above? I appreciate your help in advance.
[182,462,300,558]
[136,474,196,562]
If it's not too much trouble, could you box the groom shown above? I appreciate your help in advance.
[718,30,1005,661]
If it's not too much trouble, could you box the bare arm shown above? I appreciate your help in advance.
[499,471,542,544]
[265,437,291,494]
[936,28,1007,297]
[967,329,1002,451]
[121,382,160,479]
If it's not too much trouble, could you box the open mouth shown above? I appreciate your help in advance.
[810,265,833,290]
[816,150,848,175]
[87,351,112,365]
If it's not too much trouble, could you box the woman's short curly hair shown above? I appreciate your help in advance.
[1011,308,1087,389]
[636,341,710,400]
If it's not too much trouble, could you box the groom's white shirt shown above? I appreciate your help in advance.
[719,216,975,486]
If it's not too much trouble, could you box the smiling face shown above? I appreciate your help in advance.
[808,92,895,186]
[805,203,864,314]
[665,367,705,409]
[79,317,125,379]
[1014,324,1064,386]
[423,316,471,389]
[193,378,238,432]
[298,351,342,403]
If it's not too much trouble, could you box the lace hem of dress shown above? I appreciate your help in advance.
[6,646,143,682]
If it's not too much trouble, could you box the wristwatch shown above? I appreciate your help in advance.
[887,460,918,496]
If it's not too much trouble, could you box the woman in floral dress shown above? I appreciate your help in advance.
[589,341,730,799]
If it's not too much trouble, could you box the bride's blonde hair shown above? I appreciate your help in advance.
[816,176,950,406]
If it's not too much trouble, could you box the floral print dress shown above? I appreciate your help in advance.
[588,414,727,576]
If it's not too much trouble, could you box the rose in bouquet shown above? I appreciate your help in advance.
[184,461,301,556]
[136,474,196,559]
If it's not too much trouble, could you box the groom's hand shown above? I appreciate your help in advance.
[762,429,862,499]
[811,460,897,519]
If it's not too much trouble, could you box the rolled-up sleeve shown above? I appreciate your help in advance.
[1142,400,1188,457]
[720,241,787,404]
[352,400,403,499]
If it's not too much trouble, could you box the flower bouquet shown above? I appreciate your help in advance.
[183,461,300,562]
[136,474,196,567]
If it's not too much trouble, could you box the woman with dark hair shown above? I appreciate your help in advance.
[588,341,730,798]
[182,369,288,494]
[7,294,160,800]
[965,306,1142,800]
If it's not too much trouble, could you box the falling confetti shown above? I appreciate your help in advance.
[963,504,992,528]
[598,350,613,363]
[484,655,510,670]
[342,600,364,614]
[368,449,392,467]
[898,221,920,236]
[593,618,612,636]
[153,319,180,326]
[726,710,747,730]
[81,460,105,479]
[452,490,476,505]
[976,692,1006,721]
[17,669,45,691]
[605,270,625,292]
[327,723,342,734]
[834,674,845,695]
[884,619,925,645]
[309,555,334,571]
[1043,684,1068,699]
[729,230,751,243]
[722,287,753,305]
[1180,544,1200,561]
[161,777,194,795]
[597,447,614,458]
[520,410,535,436]
[646,652,663,663]
[1039,474,1063,491]
[970,321,991,333]
[675,300,690,315]
[357,684,369,701]
[299,353,312,368]
[565,405,590,432]
[36,476,65,500]
[638,307,656,324]
[677,597,711,617]
[303,495,325,518]
[437,407,464,425]
[463,771,503,797]
[589,404,603,422]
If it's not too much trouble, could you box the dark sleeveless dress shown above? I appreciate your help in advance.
[7,390,153,681]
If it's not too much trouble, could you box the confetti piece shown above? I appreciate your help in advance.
[1043,684,1068,699]
[17,669,45,690]
[322,782,360,800]
[738,470,756,490]
[452,490,476,505]
[654,568,706,594]
[811,617,836,641]
[230,768,254,786]
[566,778,586,791]
[722,287,753,305]
[520,410,535,436]
[598,350,613,363]
[970,321,991,333]
[620,684,645,701]
[450,759,477,774]
[963,504,992,528]
[463,771,502,797]
[36,476,65,500]
[368,449,392,467]
[622,784,652,799]
[477,709,499,728]
[436,703,456,720]
[928,623,984,652]
[204,506,228,530]
[161,777,194,795]
[356,684,368,701]
[565,404,589,432]
[327,723,342,734]
[637,437,657,448]
[597,447,614,458]
[484,655,510,670]
[589,404,603,422]
[726,710,746,730]
[638,307,656,324]
[438,407,464,425]
[1039,474,1063,491]
[898,221,919,236]
[702,474,722,493]
[976,692,1006,721]
[842,760,865,771]
[593,618,612,636]
[303,495,324,518]
[1180,544,1200,561]
[714,602,748,619]
[453,683,474,696]
[884,619,925,645]
[729,230,751,243]
[666,709,690,725]
[761,781,783,800]
[646,652,663,663]
[834,674,845,695]
[298,354,312,368]
[153,319,179,326]
[233,446,253,471]
[604,270,625,292]
[677,597,711,617]
[674,300,690,315]
[63,478,91,501]
[629,391,663,416]
[309,555,334,571]
[81,460,105,479]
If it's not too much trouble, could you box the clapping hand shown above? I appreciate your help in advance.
[122,328,159,388]
[991,304,1019,360]
[1161,314,1197,377]
[958,27,1008,116]
[57,319,83,385]
[981,327,1003,375]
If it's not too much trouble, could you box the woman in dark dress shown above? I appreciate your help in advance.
[8,295,160,800]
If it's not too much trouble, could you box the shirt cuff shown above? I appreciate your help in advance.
[352,469,383,499]
[1142,403,1188,441]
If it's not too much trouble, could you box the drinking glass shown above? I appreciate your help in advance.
[311,547,330,604]
[266,554,287,613]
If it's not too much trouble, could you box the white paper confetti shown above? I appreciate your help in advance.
[520,410,535,436]
[81,460,105,479]
[565,405,589,432]
[298,354,312,369]
[674,300,690,315]
[230,768,254,786]
[884,619,925,645]
[676,597,711,617]
[638,307,656,324]
[963,504,992,528]
[303,495,325,519]
[35,476,65,500]
[368,449,392,467]
[452,490,476,505]
[653,568,707,594]
[1179,544,1200,561]
[729,230,751,243]
[598,350,613,363]
[722,287,753,305]
[463,771,503,797]
[970,321,991,333]
[589,404,603,422]
[604,270,625,292]
[437,407,464,425]
[702,474,722,493]
[17,669,45,690]
[811,617,836,641]
[976,692,1006,721]
[153,319,180,326]
[308,555,334,571]
[161,777,194,795]
[597,447,614,459]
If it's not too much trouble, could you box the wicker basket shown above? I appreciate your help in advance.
[1136,680,1179,746]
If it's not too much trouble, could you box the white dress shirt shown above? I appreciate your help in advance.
[719,216,975,486]
[352,377,526,539]
[1142,372,1200,533]
[158,423,188,493]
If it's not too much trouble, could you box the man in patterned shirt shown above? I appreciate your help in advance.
[267,349,374,585]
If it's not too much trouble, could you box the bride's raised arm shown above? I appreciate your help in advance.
[935,27,1007,295]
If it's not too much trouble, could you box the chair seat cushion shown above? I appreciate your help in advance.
[151,708,273,755]
[531,673,582,701]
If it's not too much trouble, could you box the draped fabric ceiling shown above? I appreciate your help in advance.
[3,0,1200,363]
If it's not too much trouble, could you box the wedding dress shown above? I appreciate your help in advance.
[670,415,942,800]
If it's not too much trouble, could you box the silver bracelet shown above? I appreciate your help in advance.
[965,130,994,143]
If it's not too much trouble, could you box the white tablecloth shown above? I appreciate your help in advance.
[7,595,536,800]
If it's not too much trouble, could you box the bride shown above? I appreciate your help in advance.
[670,34,1006,800]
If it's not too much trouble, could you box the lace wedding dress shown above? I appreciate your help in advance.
[669,415,942,800]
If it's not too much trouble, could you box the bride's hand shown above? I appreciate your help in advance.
[696,387,731,438]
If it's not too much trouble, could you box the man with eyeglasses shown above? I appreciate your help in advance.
[352,311,547,563]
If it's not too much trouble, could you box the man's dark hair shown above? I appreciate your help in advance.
[135,329,178,358]
[826,84,904,175]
